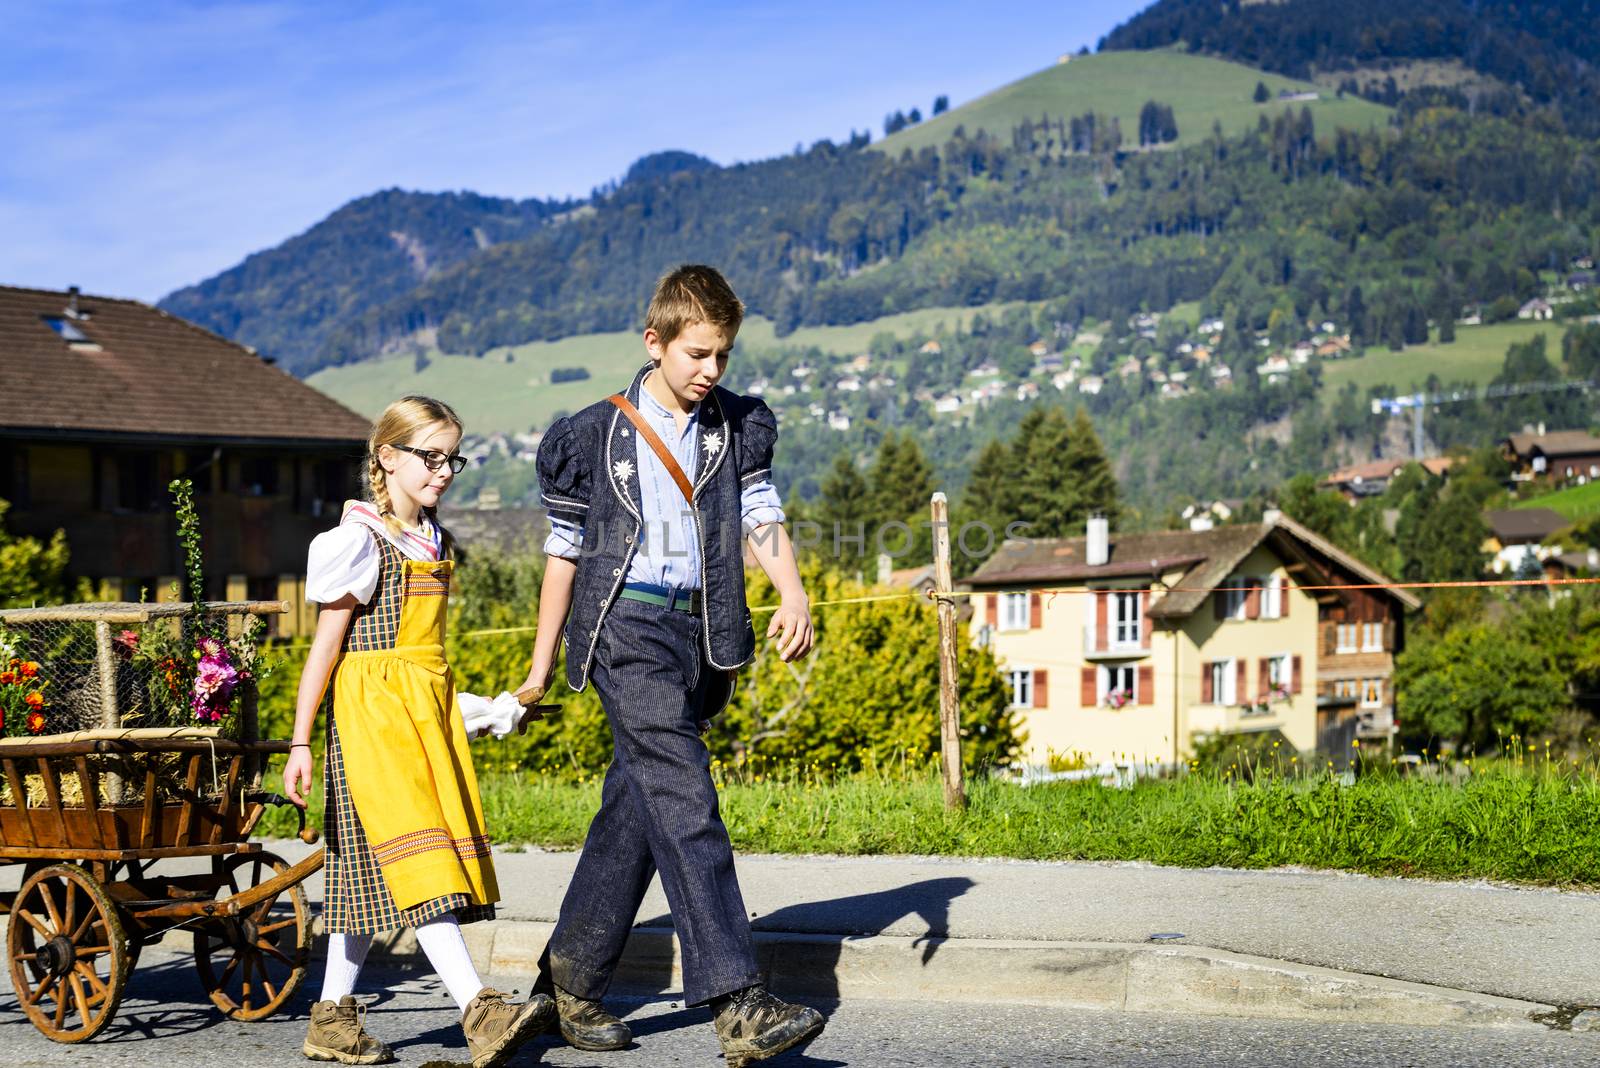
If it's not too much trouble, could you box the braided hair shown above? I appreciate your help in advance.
[366,395,461,559]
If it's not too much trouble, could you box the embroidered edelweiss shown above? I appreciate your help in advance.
[701,431,723,458]
[612,459,635,483]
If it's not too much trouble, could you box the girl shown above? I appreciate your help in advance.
[283,396,552,1067]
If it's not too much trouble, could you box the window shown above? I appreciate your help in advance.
[1361,678,1384,708]
[1335,624,1358,653]
[1209,658,1237,705]
[238,456,280,497]
[116,453,159,512]
[1266,654,1291,694]
[1222,576,1249,620]
[42,316,88,342]
[974,623,993,649]
[1000,592,1030,631]
[1334,679,1359,700]
[1361,622,1384,652]
[1261,575,1282,619]
[1008,669,1033,708]
[1099,664,1136,704]
[1112,590,1142,646]
[0,444,27,508]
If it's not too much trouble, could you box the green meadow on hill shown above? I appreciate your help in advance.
[878,49,1390,155]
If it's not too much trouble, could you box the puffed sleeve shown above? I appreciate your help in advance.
[304,525,380,605]
[536,418,591,527]
[736,397,779,489]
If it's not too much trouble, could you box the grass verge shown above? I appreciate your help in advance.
[258,753,1600,888]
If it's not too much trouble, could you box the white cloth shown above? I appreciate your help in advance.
[319,931,373,1001]
[457,691,524,739]
[304,501,441,605]
[415,916,483,1012]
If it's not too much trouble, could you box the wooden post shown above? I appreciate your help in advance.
[93,620,124,804]
[930,493,966,810]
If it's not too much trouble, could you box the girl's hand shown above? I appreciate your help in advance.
[283,747,314,808]
[767,597,813,661]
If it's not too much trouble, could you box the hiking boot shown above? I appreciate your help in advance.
[461,987,555,1068]
[712,985,825,1067]
[303,996,394,1065]
[551,984,632,1051]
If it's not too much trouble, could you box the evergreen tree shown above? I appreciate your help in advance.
[933,95,950,116]
[1254,81,1270,104]
[818,451,873,560]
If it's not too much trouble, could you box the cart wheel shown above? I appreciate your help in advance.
[7,863,129,1043]
[193,851,310,1021]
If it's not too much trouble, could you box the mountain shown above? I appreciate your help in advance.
[876,50,1387,155]
[158,189,568,377]
[1101,0,1600,136]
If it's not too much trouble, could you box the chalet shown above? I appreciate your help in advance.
[1322,456,1454,502]
[1503,428,1600,485]
[963,514,1418,766]
[1078,375,1104,395]
[1483,508,1568,574]
[1518,298,1555,321]
[0,285,370,636]
[1181,499,1242,531]
[1255,355,1292,381]
[919,340,942,355]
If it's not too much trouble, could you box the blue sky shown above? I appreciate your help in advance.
[1,1,1148,302]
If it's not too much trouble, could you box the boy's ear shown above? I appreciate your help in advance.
[643,327,664,361]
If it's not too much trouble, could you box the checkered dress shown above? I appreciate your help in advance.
[322,534,496,934]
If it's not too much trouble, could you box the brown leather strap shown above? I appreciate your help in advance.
[608,393,694,504]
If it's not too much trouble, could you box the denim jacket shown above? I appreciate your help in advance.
[536,362,779,693]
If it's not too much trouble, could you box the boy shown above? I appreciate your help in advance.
[522,265,824,1065]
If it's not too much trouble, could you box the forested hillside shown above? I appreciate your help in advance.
[159,189,568,376]
[1102,0,1600,136]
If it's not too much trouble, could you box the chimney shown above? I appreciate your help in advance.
[877,552,892,586]
[65,285,81,320]
[1263,507,1282,526]
[1537,421,1546,437]
[1086,514,1109,567]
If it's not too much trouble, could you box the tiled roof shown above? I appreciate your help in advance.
[962,516,1420,615]
[0,285,369,444]
[1505,430,1600,457]
[1324,456,1454,484]
[1485,508,1569,543]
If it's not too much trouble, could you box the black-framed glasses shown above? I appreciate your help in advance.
[389,443,467,474]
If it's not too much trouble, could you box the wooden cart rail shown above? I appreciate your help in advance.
[0,738,295,860]
[0,600,291,625]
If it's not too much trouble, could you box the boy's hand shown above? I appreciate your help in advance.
[518,660,555,704]
[766,597,813,661]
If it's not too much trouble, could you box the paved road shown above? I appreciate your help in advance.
[4,950,1597,1068]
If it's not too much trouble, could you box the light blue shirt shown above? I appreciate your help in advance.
[544,379,785,589]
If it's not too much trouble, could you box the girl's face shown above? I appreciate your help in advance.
[380,420,461,513]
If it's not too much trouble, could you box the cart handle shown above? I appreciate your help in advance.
[245,791,321,845]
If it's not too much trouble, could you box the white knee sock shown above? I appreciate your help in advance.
[320,932,373,1002]
[415,916,485,1012]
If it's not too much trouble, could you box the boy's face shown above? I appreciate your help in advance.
[644,320,734,409]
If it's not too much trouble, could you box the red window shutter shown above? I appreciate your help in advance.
[1322,622,1335,657]
[1291,654,1303,694]
[1034,669,1048,708]
[1030,592,1042,629]
[1245,578,1261,620]
[1094,590,1108,651]
[986,595,997,628]
[1201,662,1214,703]
[1280,577,1290,618]
[1258,658,1270,696]
[1141,589,1152,648]
[1382,619,1395,652]
[1081,667,1098,707]
[1236,659,1248,702]
[1137,664,1154,705]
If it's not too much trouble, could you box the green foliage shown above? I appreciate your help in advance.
[0,499,72,609]
[1396,619,1569,752]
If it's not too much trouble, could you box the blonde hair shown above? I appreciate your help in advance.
[367,395,462,558]
[644,264,744,346]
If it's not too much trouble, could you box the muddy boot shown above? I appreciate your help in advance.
[551,984,632,1051]
[712,985,825,1067]
[461,987,555,1068]
[303,996,394,1065]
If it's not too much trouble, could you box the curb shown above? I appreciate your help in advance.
[359,919,1556,1030]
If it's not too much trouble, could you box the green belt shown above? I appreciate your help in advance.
[618,584,702,613]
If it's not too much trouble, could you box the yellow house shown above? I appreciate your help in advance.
[963,514,1419,766]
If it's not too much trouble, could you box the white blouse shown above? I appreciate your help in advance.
[304,525,382,606]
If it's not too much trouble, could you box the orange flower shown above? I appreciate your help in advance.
[0,671,14,686]
[25,692,44,710]
[18,661,39,678]
[26,710,45,734]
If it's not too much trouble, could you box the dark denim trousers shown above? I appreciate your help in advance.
[546,596,759,1006]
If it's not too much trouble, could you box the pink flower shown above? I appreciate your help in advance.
[197,637,225,659]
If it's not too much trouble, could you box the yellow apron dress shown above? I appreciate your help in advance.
[323,533,499,932]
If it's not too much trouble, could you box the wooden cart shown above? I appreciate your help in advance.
[0,601,325,1043]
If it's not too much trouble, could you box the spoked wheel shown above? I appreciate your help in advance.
[193,851,310,1020]
[7,863,130,1043]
